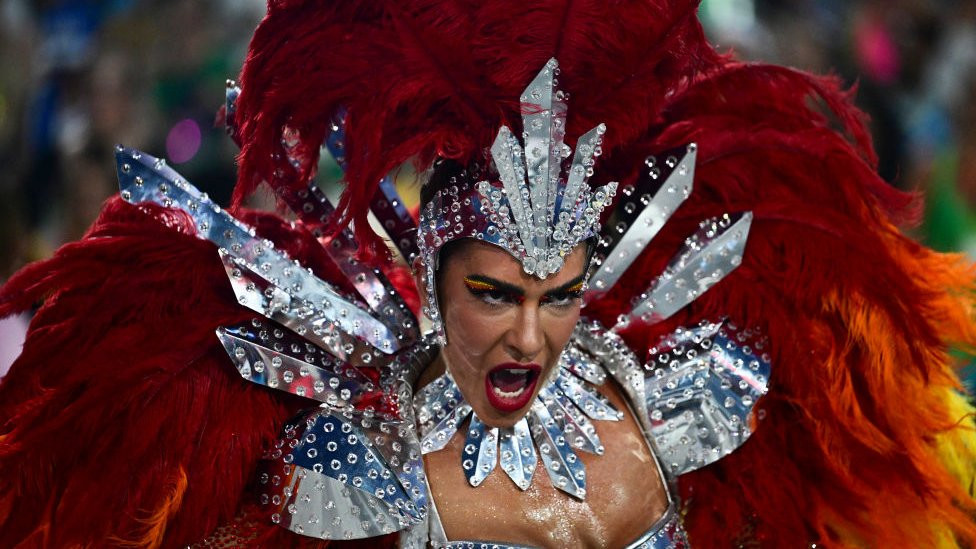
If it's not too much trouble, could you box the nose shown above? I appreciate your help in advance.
[504,302,545,362]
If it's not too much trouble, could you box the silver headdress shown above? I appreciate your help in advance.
[418,58,618,342]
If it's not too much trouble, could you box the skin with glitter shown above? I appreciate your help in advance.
[416,240,587,428]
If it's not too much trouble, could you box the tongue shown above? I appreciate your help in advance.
[490,369,530,393]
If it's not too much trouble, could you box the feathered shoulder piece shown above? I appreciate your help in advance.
[0,194,310,545]
[0,143,421,546]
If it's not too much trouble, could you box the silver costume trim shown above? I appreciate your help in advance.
[645,319,771,476]
[115,146,410,357]
[618,212,753,329]
[588,144,697,296]
[217,318,379,407]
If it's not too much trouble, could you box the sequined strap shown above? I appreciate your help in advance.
[623,504,689,549]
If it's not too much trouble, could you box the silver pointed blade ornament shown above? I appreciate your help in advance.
[616,212,753,330]
[528,400,587,499]
[587,144,697,297]
[481,58,617,279]
[462,415,498,487]
[216,319,380,407]
[499,419,537,490]
[418,58,618,343]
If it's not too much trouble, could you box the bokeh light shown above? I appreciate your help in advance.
[166,118,202,164]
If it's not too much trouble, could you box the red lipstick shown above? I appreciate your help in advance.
[484,363,541,413]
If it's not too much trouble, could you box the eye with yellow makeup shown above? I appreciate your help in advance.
[463,276,524,306]
[540,280,585,308]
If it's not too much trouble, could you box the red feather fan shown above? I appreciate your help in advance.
[0,198,390,547]
[2,0,974,547]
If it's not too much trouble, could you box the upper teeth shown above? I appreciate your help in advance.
[508,368,529,375]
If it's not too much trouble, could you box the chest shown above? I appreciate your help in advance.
[421,381,669,548]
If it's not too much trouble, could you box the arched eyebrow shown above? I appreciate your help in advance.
[548,275,585,296]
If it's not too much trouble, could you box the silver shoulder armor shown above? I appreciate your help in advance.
[257,405,428,539]
[575,319,771,477]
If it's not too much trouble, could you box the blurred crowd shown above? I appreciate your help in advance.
[704,0,976,258]
[0,0,265,280]
[1,0,975,384]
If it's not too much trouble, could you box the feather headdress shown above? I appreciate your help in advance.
[1,0,974,547]
[232,1,976,546]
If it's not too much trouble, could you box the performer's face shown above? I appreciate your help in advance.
[431,240,587,427]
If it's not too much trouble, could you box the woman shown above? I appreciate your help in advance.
[1,1,975,547]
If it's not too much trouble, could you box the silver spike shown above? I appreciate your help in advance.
[528,401,587,499]
[218,250,394,362]
[419,403,471,455]
[415,373,471,454]
[539,384,605,455]
[588,143,697,296]
[617,212,752,330]
[491,127,535,257]
[499,418,537,490]
[216,321,373,406]
[521,57,566,246]
[555,370,622,421]
[462,415,498,487]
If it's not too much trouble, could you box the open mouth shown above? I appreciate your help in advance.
[485,363,541,413]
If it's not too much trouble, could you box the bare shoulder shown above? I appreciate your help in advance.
[423,379,668,548]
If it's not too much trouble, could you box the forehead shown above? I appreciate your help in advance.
[440,240,588,288]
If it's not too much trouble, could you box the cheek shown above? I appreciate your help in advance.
[541,306,582,365]
[441,301,506,374]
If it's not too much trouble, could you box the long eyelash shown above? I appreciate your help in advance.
[542,289,584,305]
